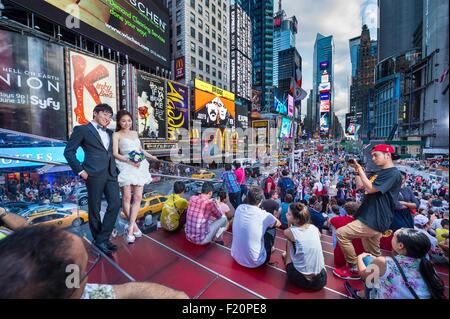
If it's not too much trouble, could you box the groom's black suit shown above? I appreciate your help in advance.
[64,122,120,245]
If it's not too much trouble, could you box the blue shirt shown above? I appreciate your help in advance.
[221,171,240,194]
[280,202,290,226]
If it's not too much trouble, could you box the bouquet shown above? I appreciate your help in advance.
[128,151,145,164]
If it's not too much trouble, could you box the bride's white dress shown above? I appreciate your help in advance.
[116,137,152,187]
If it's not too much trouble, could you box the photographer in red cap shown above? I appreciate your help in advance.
[333,144,402,280]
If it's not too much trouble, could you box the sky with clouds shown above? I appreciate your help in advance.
[278,0,378,126]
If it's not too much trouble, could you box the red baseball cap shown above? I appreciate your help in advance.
[371,144,400,160]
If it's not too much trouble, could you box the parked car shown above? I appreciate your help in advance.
[185,181,224,195]
[27,209,89,228]
[120,193,168,220]
[67,187,88,206]
[191,170,216,179]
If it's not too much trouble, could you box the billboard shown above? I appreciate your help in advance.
[320,61,329,70]
[320,100,331,112]
[166,81,189,141]
[319,82,331,92]
[320,112,330,132]
[68,50,118,132]
[174,56,185,81]
[136,71,167,140]
[345,113,360,140]
[280,117,292,139]
[287,95,294,117]
[235,104,249,130]
[320,92,330,100]
[0,30,67,140]
[251,89,262,111]
[274,96,287,115]
[321,71,329,83]
[12,0,170,68]
[194,79,235,128]
[0,147,84,169]
[252,120,269,157]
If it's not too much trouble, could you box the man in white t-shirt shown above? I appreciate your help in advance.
[231,187,281,268]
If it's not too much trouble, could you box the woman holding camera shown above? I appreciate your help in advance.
[113,110,158,243]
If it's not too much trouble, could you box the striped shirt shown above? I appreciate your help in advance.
[185,194,224,244]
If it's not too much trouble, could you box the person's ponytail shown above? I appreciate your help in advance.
[419,257,445,299]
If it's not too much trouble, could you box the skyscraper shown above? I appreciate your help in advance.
[313,33,334,137]
[167,0,230,90]
[251,0,274,112]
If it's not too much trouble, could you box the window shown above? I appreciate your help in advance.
[218,71,222,80]
[206,64,210,73]
[212,4,216,13]
[212,55,216,64]
[205,37,210,47]
[190,0,195,8]
[206,77,210,83]
[212,68,216,77]
[205,0,209,7]
[218,11,221,19]
[198,74,204,80]
[212,42,216,52]
[218,22,221,31]
[176,40,182,51]
[212,30,216,39]
[168,0,172,8]
[198,32,203,43]
[213,80,216,86]
[198,18,203,29]
[191,56,196,67]
[198,4,203,14]
[176,25,181,36]
[191,71,196,80]
[223,3,227,11]
[205,11,209,22]
[223,50,227,58]
[198,46,203,57]
[218,47,221,55]
[191,27,195,38]
[176,10,181,23]
[199,61,203,70]
[206,51,210,61]
[211,16,215,26]
[205,25,209,34]
[218,58,222,68]
[190,12,195,23]
[218,34,221,44]
[190,41,196,52]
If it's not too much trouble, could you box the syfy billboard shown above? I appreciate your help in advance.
[0,30,67,140]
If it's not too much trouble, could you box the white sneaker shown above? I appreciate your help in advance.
[125,233,135,244]
[214,226,227,240]
[133,229,143,238]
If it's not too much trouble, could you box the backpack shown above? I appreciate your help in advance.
[161,195,181,231]
[281,178,295,195]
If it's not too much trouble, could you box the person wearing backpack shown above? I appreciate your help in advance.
[160,181,189,232]
[278,170,295,200]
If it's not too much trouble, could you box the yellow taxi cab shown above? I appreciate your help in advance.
[191,170,216,179]
[120,193,168,220]
[27,209,89,228]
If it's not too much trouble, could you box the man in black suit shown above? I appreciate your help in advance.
[64,104,120,254]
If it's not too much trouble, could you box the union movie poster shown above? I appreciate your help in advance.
[136,71,167,140]
[166,81,189,141]
[0,30,67,140]
[68,49,118,132]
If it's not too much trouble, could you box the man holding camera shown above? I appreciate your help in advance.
[333,144,402,280]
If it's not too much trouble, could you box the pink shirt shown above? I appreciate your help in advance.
[234,168,246,185]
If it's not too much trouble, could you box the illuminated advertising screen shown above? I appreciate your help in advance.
[174,56,185,81]
[252,120,269,157]
[12,0,170,68]
[287,95,294,117]
[0,147,84,169]
[194,79,235,128]
[0,30,67,140]
[320,112,330,132]
[320,61,329,70]
[320,92,330,100]
[68,49,118,133]
[235,104,249,130]
[320,100,330,112]
[166,81,189,141]
[136,70,166,140]
[319,82,331,92]
[280,117,292,139]
[274,96,287,115]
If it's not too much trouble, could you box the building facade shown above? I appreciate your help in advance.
[167,0,230,90]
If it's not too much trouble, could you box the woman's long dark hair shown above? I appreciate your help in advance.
[115,109,133,132]
[395,228,445,299]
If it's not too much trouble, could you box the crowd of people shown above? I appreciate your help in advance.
[1,138,448,299]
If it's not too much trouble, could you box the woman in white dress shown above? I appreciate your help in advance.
[113,110,158,243]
